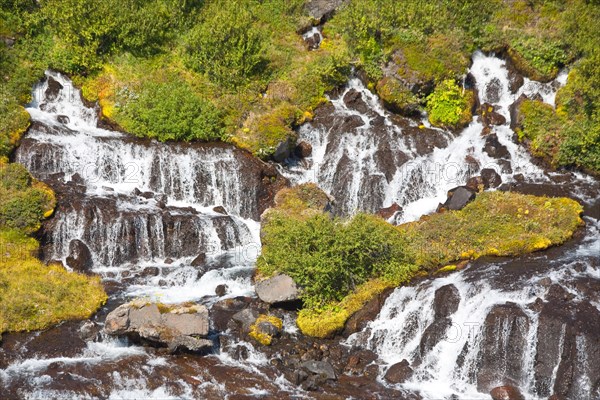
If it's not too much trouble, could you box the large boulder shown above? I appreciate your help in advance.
[433,284,461,319]
[255,274,300,304]
[65,239,94,273]
[104,301,211,354]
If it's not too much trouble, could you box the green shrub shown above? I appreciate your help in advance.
[508,35,568,81]
[426,79,474,129]
[115,78,225,142]
[185,0,267,88]
[258,211,416,309]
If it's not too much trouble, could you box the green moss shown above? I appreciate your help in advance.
[0,229,107,333]
[426,80,474,130]
[507,37,568,82]
[375,77,419,115]
[401,191,584,268]
[0,162,56,234]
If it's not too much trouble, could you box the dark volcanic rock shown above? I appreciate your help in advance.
[343,287,394,337]
[45,76,63,102]
[483,133,510,160]
[505,57,525,94]
[477,303,530,392]
[433,284,461,319]
[65,239,93,273]
[481,168,503,188]
[384,359,414,384]
[480,103,507,126]
[490,385,525,400]
[509,94,529,131]
[215,284,228,297]
[419,317,452,356]
[377,203,402,220]
[305,0,348,23]
[343,89,370,114]
[295,141,313,158]
[438,186,477,212]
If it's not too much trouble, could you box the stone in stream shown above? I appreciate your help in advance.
[377,203,402,220]
[483,133,510,160]
[384,359,414,384]
[437,186,477,212]
[255,274,300,304]
[295,141,313,158]
[343,89,370,114]
[433,284,461,319]
[215,284,228,297]
[65,239,93,273]
[104,301,211,354]
[479,102,507,126]
[490,385,525,400]
[44,76,63,102]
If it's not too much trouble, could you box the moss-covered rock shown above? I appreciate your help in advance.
[426,79,475,130]
[375,76,420,117]
[248,314,283,346]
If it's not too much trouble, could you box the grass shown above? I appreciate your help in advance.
[0,229,107,334]
[260,187,584,338]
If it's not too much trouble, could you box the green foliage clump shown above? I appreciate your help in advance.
[185,0,267,88]
[401,191,584,268]
[375,77,419,115]
[426,79,474,129]
[508,36,568,82]
[0,229,107,334]
[0,162,55,234]
[115,78,225,142]
[258,211,416,309]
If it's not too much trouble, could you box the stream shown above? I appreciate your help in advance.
[0,52,598,399]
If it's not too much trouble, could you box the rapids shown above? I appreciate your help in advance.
[1,52,598,399]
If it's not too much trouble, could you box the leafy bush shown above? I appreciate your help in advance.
[116,78,225,142]
[258,211,415,309]
[0,162,55,234]
[185,0,267,88]
[426,79,474,129]
[508,35,568,81]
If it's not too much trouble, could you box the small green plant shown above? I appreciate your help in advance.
[426,79,474,129]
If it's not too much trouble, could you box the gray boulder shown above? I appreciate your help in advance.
[255,274,300,304]
[104,301,211,353]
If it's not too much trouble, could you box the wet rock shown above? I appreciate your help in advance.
[505,58,525,94]
[344,349,378,375]
[343,288,394,337]
[490,386,525,400]
[212,206,227,215]
[211,297,254,332]
[509,94,529,130]
[437,186,476,212]
[480,103,507,126]
[255,274,300,305]
[65,239,93,273]
[384,359,414,384]
[305,0,348,23]
[301,360,337,381]
[167,335,213,354]
[483,133,510,160]
[78,320,99,341]
[215,284,228,297]
[377,203,402,220]
[304,32,321,50]
[477,303,530,392]
[230,308,259,333]
[57,115,70,124]
[141,266,159,277]
[403,126,450,156]
[419,317,452,356]
[191,253,206,267]
[272,138,293,162]
[485,78,503,104]
[433,285,461,319]
[295,141,313,158]
[163,258,174,265]
[104,301,210,354]
[339,115,365,133]
[45,76,63,102]
[343,89,370,114]
[481,168,502,188]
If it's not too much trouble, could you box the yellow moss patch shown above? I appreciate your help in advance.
[0,230,107,333]
[297,278,394,338]
[248,314,283,346]
[401,191,584,268]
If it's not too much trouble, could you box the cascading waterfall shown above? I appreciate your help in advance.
[2,51,598,400]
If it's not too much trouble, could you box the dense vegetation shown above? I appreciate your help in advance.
[0,161,107,336]
[1,0,598,170]
[258,186,584,337]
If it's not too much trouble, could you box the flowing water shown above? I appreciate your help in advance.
[1,52,598,399]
